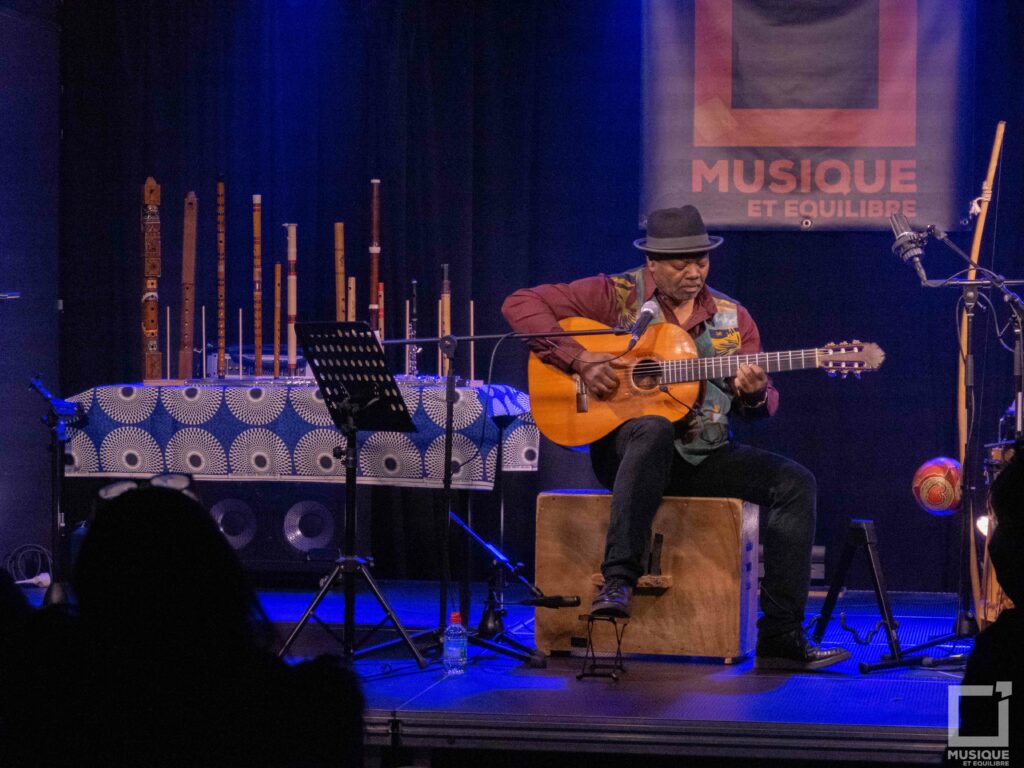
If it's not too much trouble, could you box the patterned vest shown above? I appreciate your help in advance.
[609,265,743,465]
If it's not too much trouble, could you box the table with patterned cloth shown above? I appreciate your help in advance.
[64,378,539,490]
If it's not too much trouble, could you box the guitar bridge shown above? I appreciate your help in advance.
[573,373,588,413]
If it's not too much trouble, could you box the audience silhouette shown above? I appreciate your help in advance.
[0,485,363,768]
[960,452,1024,751]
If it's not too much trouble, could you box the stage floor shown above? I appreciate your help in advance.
[260,583,969,766]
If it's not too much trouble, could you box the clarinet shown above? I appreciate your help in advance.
[141,177,162,380]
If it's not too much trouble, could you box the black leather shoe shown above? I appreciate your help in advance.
[755,629,851,671]
[591,577,633,618]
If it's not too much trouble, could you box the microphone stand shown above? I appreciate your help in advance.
[377,326,624,665]
[871,230,1024,671]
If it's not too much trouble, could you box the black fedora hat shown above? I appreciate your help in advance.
[633,205,723,255]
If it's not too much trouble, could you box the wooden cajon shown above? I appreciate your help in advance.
[534,492,759,660]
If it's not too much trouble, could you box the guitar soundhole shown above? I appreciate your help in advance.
[631,359,663,391]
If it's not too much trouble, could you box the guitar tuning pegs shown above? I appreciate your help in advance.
[852,339,861,345]
[827,370,837,378]
[854,372,862,380]
[841,372,849,380]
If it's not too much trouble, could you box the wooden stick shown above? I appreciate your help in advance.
[961,121,1005,629]
[369,179,381,335]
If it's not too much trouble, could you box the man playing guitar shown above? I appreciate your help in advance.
[502,205,851,671]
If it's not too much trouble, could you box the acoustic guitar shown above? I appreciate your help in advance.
[528,317,885,447]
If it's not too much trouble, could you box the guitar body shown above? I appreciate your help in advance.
[528,317,703,447]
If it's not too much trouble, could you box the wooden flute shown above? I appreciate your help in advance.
[141,177,162,381]
[284,223,298,376]
[178,191,198,379]
[369,179,381,335]
[274,262,281,378]
[216,177,227,379]
[334,222,345,322]
[252,194,263,376]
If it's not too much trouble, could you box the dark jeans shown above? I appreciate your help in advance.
[590,415,816,639]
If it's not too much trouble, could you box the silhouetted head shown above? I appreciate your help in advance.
[74,486,267,654]
[989,453,1024,605]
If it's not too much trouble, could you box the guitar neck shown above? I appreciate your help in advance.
[662,349,821,384]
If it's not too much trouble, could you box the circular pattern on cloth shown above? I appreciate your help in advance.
[358,432,422,479]
[68,389,95,417]
[293,429,347,477]
[422,386,483,430]
[165,428,227,475]
[99,427,164,474]
[395,381,422,415]
[161,386,223,425]
[424,433,484,484]
[283,500,335,552]
[209,498,257,550]
[96,386,159,424]
[228,428,291,475]
[500,424,540,470]
[225,386,287,426]
[288,386,333,426]
[66,430,98,473]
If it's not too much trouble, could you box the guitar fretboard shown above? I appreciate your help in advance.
[658,349,821,384]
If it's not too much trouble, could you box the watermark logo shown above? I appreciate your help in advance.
[947,683,1012,767]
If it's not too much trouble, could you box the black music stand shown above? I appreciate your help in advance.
[277,322,427,668]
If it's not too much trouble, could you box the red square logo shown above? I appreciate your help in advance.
[693,0,917,147]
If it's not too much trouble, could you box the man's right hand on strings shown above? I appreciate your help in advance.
[571,351,620,399]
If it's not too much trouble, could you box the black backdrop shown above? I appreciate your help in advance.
[56,0,1024,590]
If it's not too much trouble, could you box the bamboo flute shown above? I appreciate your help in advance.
[346,277,356,322]
[334,222,345,321]
[216,178,227,378]
[377,282,385,339]
[178,191,198,379]
[284,223,298,376]
[439,263,451,376]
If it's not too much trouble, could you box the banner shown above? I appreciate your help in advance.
[642,0,974,230]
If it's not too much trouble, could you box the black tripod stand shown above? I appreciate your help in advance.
[277,322,426,668]
[380,327,615,664]
[29,377,83,606]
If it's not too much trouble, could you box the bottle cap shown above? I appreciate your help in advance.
[450,611,461,624]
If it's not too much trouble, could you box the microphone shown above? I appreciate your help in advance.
[625,299,659,351]
[889,213,928,284]
[516,594,581,609]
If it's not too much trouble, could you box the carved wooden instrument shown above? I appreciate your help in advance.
[284,223,298,376]
[177,191,197,378]
[141,177,162,380]
[216,177,227,379]
[528,317,885,447]
[274,261,282,378]
[252,194,263,376]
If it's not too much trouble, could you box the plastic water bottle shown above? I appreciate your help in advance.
[443,611,468,675]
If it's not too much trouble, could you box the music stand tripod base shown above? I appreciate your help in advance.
[278,322,427,669]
